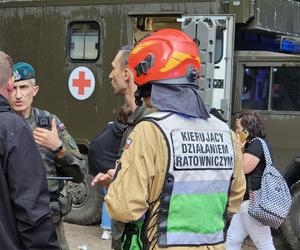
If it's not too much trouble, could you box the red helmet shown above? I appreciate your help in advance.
[127,29,200,86]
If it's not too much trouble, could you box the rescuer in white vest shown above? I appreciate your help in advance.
[105,29,246,250]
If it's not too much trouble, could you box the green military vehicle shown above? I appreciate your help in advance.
[0,0,299,248]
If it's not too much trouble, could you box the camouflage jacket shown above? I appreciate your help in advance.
[25,107,84,221]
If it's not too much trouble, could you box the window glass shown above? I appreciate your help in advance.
[70,29,85,59]
[241,67,270,110]
[69,22,100,61]
[271,67,300,111]
[214,26,223,64]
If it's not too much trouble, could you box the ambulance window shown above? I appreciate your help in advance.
[271,67,300,111]
[241,67,270,110]
[68,21,100,61]
[214,27,223,64]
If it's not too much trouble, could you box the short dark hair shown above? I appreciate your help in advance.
[118,44,133,70]
[0,51,13,88]
[237,111,266,139]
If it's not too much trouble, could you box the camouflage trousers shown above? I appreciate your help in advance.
[55,221,70,250]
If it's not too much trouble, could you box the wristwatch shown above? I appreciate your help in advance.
[51,143,64,154]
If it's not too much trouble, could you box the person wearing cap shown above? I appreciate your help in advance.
[105,29,246,250]
[0,51,59,249]
[10,62,85,250]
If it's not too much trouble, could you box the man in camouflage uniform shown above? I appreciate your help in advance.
[10,62,84,250]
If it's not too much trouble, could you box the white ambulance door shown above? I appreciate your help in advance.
[180,15,235,121]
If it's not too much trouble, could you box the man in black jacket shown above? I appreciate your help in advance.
[0,51,59,250]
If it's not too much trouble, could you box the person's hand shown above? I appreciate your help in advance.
[91,169,115,188]
[33,118,62,150]
[107,169,116,177]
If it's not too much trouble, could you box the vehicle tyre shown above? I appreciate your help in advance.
[280,181,300,250]
[64,173,102,225]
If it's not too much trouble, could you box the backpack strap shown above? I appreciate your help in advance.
[33,107,52,129]
[251,138,273,166]
[248,137,272,192]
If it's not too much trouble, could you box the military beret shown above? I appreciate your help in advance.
[13,62,35,82]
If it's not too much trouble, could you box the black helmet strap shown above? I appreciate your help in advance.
[135,54,154,77]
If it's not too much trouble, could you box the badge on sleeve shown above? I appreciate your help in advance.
[69,138,78,149]
[124,138,133,149]
[58,122,66,131]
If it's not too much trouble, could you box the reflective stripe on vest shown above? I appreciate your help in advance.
[145,112,234,247]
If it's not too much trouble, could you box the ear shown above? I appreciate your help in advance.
[124,68,130,81]
[6,76,14,95]
[33,85,39,96]
[7,76,14,91]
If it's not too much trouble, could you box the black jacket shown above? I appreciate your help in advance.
[88,121,126,175]
[0,95,59,250]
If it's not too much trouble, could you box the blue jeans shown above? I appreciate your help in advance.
[100,188,111,230]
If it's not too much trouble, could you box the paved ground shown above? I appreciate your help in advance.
[64,223,286,250]
[65,223,109,250]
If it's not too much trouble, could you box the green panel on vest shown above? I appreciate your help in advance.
[167,193,228,234]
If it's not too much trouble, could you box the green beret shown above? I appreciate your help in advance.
[13,62,35,82]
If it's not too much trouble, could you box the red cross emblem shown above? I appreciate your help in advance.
[68,66,95,100]
[72,71,91,95]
